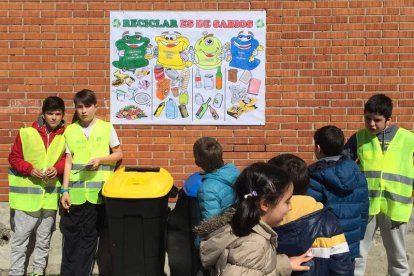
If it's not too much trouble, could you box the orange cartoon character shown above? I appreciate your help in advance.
[155,31,192,70]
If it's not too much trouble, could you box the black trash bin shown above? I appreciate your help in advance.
[102,167,174,276]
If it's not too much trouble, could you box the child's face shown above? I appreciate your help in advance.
[75,102,97,124]
[261,183,293,227]
[43,109,63,131]
[364,112,388,135]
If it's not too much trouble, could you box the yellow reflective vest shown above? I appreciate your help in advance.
[65,119,115,205]
[357,128,414,222]
[9,127,65,211]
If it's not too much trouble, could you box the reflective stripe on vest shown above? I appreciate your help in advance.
[357,128,414,222]
[64,120,114,205]
[8,128,65,212]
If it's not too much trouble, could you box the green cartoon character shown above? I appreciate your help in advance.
[193,31,223,70]
[112,31,152,71]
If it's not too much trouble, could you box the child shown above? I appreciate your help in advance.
[307,125,369,261]
[60,89,123,276]
[195,162,313,275]
[8,96,66,276]
[193,137,240,221]
[269,154,354,275]
[167,172,203,276]
[343,94,414,276]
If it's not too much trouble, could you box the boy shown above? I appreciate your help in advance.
[344,94,414,276]
[269,154,353,276]
[307,125,369,261]
[8,96,66,276]
[193,137,240,222]
[60,89,123,276]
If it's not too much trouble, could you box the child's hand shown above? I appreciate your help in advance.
[86,159,100,170]
[44,167,57,179]
[289,249,314,271]
[60,192,71,211]
[30,168,44,179]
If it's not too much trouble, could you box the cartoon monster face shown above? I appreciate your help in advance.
[112,32,150,70]
[155,32,192,70]
[194,33,222,70]
[229,31,261,71]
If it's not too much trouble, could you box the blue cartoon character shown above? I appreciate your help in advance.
[228,31,263,71]
[112,31,152,71]
[193,32,224,70]
[155,31,192,70]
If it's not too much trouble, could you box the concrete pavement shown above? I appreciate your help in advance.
[0,202,413,275]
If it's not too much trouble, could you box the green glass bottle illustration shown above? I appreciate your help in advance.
[215,66,222,90]
[195,97,211,119]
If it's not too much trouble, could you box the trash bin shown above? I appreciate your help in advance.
[102,166,174,276]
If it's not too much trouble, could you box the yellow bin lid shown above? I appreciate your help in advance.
[102,167,174,199]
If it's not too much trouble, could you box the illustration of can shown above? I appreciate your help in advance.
[213,93,223,108]
[154,65,165,81]
[179,104,189,118]
[154,102,165,117]
[204,74,214,90]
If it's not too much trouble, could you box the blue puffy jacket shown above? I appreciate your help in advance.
[307,156,369,260]
[197,163,240,221]
[275,196,353,276]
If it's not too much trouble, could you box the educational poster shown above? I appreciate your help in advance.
[110,11,266,125]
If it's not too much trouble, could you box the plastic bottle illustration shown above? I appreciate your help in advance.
[154,102,165,117]
[215,66,222,90]
[195,97,211,119]
[165,98,178,119]
[195,68,201,88]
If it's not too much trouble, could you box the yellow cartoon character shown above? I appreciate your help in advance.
[155,31,192,70]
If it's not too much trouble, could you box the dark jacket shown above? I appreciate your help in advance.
[275,196,353,276]
[307,156,369,259]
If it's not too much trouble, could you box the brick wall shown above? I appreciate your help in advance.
[1,1,414,201]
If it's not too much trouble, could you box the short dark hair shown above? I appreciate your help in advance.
[42,96,65,114]
[364,93,393,120]
[314,125,344,156]
[193,137,224,173]
[268,154,309,195]
[74,89,97,106]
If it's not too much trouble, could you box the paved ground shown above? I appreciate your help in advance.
[0,202,413,275]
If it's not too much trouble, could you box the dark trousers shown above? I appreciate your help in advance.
[60,202,104,276]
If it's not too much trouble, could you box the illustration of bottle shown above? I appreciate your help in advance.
[154,102,165,117]
[215,66,222,90]
[195,97,211,119]
[209,105,219,120]
[165,98,178,119]
[195,68,201,88]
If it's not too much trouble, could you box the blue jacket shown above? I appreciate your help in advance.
[197,163,240,221]
[275,196,353,276]
[307,156,369,259]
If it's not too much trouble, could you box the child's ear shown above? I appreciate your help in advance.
[259,198,269,213]
[315,144,322,154]
[386,117,392,126]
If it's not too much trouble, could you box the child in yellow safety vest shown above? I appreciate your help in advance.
[344,94,414,276]
[60,89,123,276]
[8,96,66,276]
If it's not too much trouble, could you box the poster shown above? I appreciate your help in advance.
[110,11,266,125]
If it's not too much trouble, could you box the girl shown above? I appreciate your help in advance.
[196,162,312,275]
